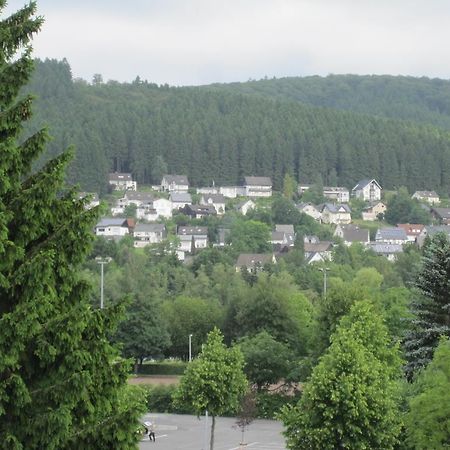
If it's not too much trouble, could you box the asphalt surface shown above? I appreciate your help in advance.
[139,413,287,450]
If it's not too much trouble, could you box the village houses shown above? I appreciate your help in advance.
[108,172,137,191]
[235,253,277,272]
[95,218,131,239]
[320,203,352,225]
[177,226,209,253]
[361,201,387,221]
[170,192,192,210]
[200,193,226,215]
[133,224,167,247]
[323,186,350,203]
[161,175,189,193]
[334,224,370,246]
[412,190,440,205]
[244,176,273,197]
[352,179,382,202]
[297,203,322,221]
[235,199,256,215]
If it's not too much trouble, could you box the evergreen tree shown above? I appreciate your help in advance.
[0,3,145,448]
[281,302,402,450]
[404,233,450,378]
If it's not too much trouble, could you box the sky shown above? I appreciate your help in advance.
[7,0,450,86]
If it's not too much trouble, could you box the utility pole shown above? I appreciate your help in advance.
[189,334,193,362]
[318,267,330,298]
[96,257,112,309]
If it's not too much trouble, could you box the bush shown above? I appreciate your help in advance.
[255,391,300,419]
[141,385,196,414]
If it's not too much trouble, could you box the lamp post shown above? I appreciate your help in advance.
[318,267,330,298]
[96,257,112,309]
[189,334,193,362]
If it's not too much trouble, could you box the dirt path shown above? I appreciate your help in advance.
[128,375,180,385]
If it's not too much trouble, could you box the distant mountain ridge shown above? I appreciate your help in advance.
[24,59,450,194]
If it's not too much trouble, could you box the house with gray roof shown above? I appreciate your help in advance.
[304,241,333,264]
[235,253,277,272]
[235,199,256,215]
[170,192,192,210]
[161,175,189,193]
[177,226,209,253]
[431,207,450,225]
[375,227,408,245]
[297,203,322,221]
[320,203,352,224]
[352,179,382,202]
[243,176,272,197]
[368,243,403,261]
[95,218,130,238]
[108,172,137,191]
[416,225,450,247]
[412,190,440,205]
[133,223,167,247]
[323,186,350,203]
[200,193,226,215]
[334,224,370,246]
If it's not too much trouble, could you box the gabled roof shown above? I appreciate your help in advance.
[96,218,128,228]
[134,223,166,233]
[413,190,439,198]
[236,253,274,268]
[304,241,333,253]
[375,227,408,241]
[322,203,351,214]
[201,193,226,203]
[170,192,192,202]
[421,225,450,238]
[396,223,425,237]
[109,172,133,182]
[186,204,217,215]
[163,174,189,185]
[431,207,450,220]
[352,179,382,191]
[275,224,295,234]
[235,199,256,209]
[177,226,208,235]
[297,202,319,211]
[336,224,369,243]
[244,176,272,186]
[125,191,153,203]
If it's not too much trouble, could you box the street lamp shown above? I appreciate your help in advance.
[189,334,193,362]
[96,257,112,309]
[318,267,330,298]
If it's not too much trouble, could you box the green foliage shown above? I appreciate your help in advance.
[173,328,247,450]
[229,219,271,253]
[136,361,187,375]
[385,187,431,225]
[255,391,299,420]
[238,331,294,390]
[281,302,403,450]
[405,337,450,449]
[0,4,145,448]
[404,233,450,377]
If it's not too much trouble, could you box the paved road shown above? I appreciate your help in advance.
[139,413,287,450]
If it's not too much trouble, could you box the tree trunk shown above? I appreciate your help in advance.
[210,415,216,450]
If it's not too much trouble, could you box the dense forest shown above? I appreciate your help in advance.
[25,59,450,194]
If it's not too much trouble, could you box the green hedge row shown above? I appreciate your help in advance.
[137,362,187,375]
[140,384,300,419]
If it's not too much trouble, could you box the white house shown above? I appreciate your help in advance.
[320,204,352,225]
[108,173,137,191]
[352,179,382,202]
[177,226,208,253]
[244,176,272,197]
[153,198,172,219]
[111,191,153,216]
[133,223,167,247]
[297,203,322,221]
[200,193,226,215]
[323,186,350,203]
[304,241,333,264]
[170,192,192,210]
[161,175,189,193]
[369,243,403,261]
[271,224,295,248]
[375,227,408,245]
[235,253,277,272]
[412,191,440,205]
[235,199,256,215]
[95,218,130,238]
[219,186,246,198]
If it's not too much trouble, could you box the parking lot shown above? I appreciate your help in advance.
[139,413,287,450]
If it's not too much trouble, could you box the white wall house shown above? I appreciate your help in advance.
[170,192,192,210]
[108,173,137,191]
[361,202,387,221]
[323,187,350,203]
[177,226,208,253]
[77,192,100,210]
[200,194,226,215]
[153,198,172,218]
[244,176,272,197]
[297,203,322,221]
[352,179,382,202]
[133,224,167,247]
[320,204,352,224]
[375,227,408,245]
[412,191,440,205]
[161,175,189,193]
[235,199,256,215]
[95,218,129,238]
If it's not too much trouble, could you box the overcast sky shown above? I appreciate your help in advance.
[7,0,450,85]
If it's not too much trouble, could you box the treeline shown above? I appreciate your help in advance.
[25,59,450,194]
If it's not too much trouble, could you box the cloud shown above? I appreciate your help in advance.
[8,0,450,84]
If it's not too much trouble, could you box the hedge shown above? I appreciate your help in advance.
[137,362,187,375]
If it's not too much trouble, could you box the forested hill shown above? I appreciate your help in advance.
[208,75,450,130]
[25,59,450,194]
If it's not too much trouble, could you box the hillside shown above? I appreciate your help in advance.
[25,59,450,195]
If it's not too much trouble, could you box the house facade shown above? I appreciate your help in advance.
[161,175,189,193]
[369,243,403,261]
[133,224,167,247]
[352,179,382,202]
[320,204,352,224]
[297,203,322,221]
[304,241,333,264]
[95,218,130,238]
[375,227,408,245]
[235,253,276,272]
[200,194,226,215]
[361,201,387,221]
[396,224,425,243]
[334,224,370,246]
[235,199,256,215]
[431,207,450,225]
[152,198,173,219]
[412,191,440,205]
[170,192,192,210]
[108,173,137,191]
[177,226,209,253]
[243,176,272,197]
[323,186,350,203]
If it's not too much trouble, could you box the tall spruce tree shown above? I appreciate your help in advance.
[0,3,145,449]
[404,233,450,378]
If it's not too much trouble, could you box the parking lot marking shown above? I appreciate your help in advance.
[228,442,259,450]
